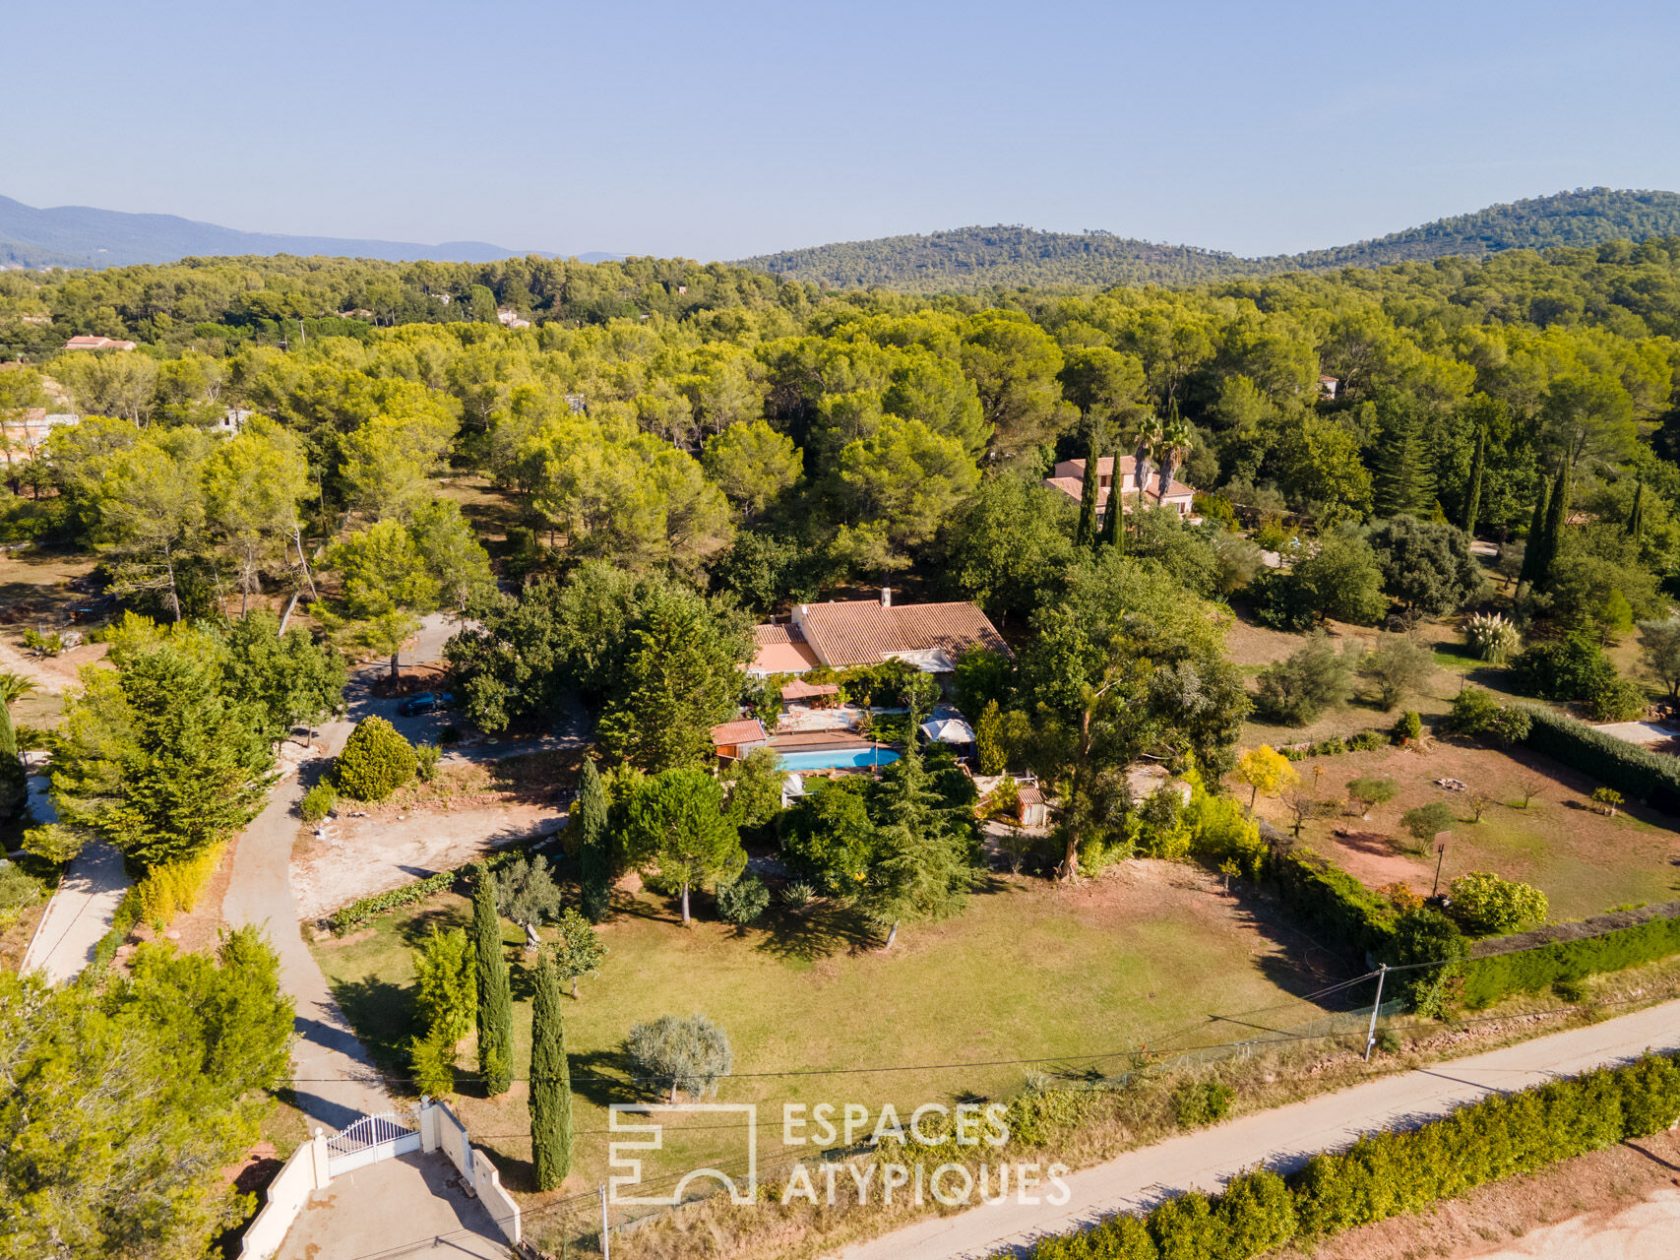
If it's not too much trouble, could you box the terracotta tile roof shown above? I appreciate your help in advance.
[1045,454,1195,507]
[793,600,1008,670]
[749,623,820,674]
[780,679,840,701]
[709,718,767,746]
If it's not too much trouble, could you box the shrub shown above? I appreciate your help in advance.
[717,874,770,926]
[1399,802,1454,848]
[1360,634,1436,711]
[0,859,44,928]
[299,781,338,823]
[414,742,442,783]
[1171,1080,1234,1128]
[1392,710,1423,744]
[1591,786,1624,816]
[21,627,64,656]
[1383,907,1467,1016]
[1447,871,1549,935]
[1446,686,1531,744]
[334,715,418,801]
[1347,729,1388,752]
[1254,634,1355,725]
[133,843,226,927]
[1466,611,1520,664]
[409,1024,458,1098]
[1510,630,1643,719]
[22,823,86,865]
[1345,777,1397,814]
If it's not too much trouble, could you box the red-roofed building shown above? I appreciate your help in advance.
[749,589,1008,676]
[710,718,768,759]
[1044,454,1195,520]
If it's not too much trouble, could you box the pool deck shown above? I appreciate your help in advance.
[768,730,876,751]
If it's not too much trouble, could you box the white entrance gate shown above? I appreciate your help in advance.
[325,1110,420,1176]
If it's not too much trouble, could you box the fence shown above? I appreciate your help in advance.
[239,1099,519,1259]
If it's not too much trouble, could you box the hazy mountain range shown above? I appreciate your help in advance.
[6,188,1680,288]
[0,195,623,269]
[735,188,1680,291]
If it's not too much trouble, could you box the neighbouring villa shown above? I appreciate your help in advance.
[1043,454,1195,520]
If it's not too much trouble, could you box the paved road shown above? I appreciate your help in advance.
[838,997,1680,1260]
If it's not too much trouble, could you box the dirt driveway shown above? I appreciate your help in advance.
[292,801,566,922]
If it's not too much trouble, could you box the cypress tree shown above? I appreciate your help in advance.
[1518,476,1551,588]
[1098,447,1123,549]
[0,697,25,823]
[1074,437,1101,548]
[1626,478,1645,540]
[1534,457,1571,591]
[472,864,513,1095]
[575,759,612,923]
[1461,423,1486,537]
[529,952,573,1189]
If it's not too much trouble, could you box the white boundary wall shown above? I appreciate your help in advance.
[239,1131,331,1260]
[423,1098,522,1245]
[241,1101,519,1258]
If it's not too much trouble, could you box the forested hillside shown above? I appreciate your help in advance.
[737,189,1680,291]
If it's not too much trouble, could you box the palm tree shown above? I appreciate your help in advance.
[1155,405,1193,502]
[1127,412,1160,502]
[0,672,35,706]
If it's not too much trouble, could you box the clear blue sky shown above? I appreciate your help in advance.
[8,0,1680,260]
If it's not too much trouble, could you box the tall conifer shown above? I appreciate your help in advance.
[575,759,612,923]
[529,952,573,1189]
[1074,437,1101,547]
[472,864,513,1095]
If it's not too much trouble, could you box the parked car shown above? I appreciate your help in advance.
[397,690,455,716]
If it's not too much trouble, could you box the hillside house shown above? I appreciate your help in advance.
[63,334,137,352]
[749,590,1008,677]
[1044,454,1195,520]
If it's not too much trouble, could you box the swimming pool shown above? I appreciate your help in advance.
[777,747,901,771]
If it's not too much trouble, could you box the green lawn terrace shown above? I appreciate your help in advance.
[1249,740,1680,923]
[313,861,1342,1207]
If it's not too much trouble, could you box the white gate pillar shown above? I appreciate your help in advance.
[308,1128,333,1189]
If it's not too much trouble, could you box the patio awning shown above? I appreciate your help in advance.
[919,716,976,744]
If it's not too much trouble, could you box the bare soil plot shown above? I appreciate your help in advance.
[1248,742,1680,920]
[292,751,578,921]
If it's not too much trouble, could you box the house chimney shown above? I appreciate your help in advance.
[880,586,892,608]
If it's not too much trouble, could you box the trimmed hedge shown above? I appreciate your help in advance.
[1463,910,1680,1007]
[1030,1052,1680,1260]
[1520,706,1680,814]
[1267,848,1397,962]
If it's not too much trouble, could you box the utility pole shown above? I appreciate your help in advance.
[1431,841,1448,898]
[1362,964,1389,1062]
[599,1185,610,1260]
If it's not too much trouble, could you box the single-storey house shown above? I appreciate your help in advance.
[749,589,1008,676]
[63,334,137,352]
[1043,455,1195,520]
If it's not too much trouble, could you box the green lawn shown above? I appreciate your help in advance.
[313,862,1333,1209]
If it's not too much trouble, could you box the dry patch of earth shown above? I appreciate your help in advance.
[1269,1128,1680,1260]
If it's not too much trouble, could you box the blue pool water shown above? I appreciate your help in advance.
[778,747,901,771]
